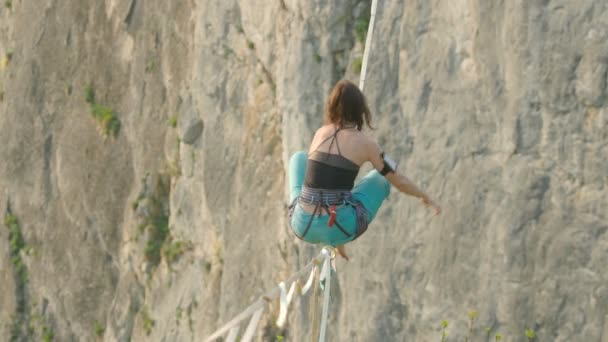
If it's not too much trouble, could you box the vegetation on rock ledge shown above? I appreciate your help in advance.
[440,310,537,342]
[4,210,31,341]
[84,86,121,138]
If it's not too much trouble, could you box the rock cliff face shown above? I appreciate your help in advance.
[1,0,607,341]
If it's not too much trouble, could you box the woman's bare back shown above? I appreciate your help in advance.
[308,124,370,167]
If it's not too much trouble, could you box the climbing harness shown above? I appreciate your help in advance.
[288,186,370,241]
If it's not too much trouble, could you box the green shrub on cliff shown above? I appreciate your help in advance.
[84,86,121,138]
[143,214,169,265]
[93,321,104,337]
[41,324,54,342]
[354,16,369,45]
[4,213,27,282]
[142,308,155,336]
[90,103,121,137]
[439,312,537,342]
[163,239,193,265]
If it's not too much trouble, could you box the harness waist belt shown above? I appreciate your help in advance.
[299,186,352,206]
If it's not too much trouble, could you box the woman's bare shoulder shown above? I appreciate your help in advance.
[357,131,380,153]
[317,124,334,133]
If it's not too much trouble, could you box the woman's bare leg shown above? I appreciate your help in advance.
[336,245,349,261]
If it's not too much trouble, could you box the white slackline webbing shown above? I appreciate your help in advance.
[276,280,298,327]
[359,0,379,92]
[318,247,338,292]
[301,265,317,295]
[310,265,321,342]
[226,326,239,342]
[204,249,331,342]
[241,308,264,342]
[205,300,265,342]
[318,249,333,342]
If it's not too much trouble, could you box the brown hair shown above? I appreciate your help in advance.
[324,80,373,130]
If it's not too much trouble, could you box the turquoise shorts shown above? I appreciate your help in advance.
[288,151,390,246]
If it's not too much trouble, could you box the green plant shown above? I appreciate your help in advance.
[4,0,11,9]
[144,214,169,265]
[165,159,181,178]
[162,240,192,265]
[186,302,194,333]
[5,211,31,341]
[495,333,502,341]
[42,324,54,342]
[247,41,255,50]
[353,57,363,73]
[84,86,121,138]
[465,310,478,342]
[168,115,178,128]
[90,103,121,137]
[440,320,448,342]
[0,49,12,70]
[142,309,155,336]
[5,213,27,282]
[4,213,17,227]
[213,240,223,265]
[145,58,156,73]
[84,86,95,104]
[175,307,183,325]
[354,16,369,45]
[223,45,235,57]
[314,53,322,64]
[94,321,104,337]
[486,327,492,339]
[525,328,536,341]
[133,175,172,270]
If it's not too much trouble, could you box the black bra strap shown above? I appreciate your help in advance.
[311,128,343,157]
[334,132,342,156]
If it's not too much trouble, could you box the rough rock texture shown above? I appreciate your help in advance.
[0,0,607,341]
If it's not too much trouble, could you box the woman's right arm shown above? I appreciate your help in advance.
[366,138,441,215]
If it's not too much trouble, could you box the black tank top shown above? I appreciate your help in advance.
[304,128,360,190]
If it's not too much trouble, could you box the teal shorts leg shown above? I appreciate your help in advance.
[288,151,307,202]
[290,205,358,246]
[351,170,391,222]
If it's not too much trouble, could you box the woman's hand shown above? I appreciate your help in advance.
[421,195,441,216]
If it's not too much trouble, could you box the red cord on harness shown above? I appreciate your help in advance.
[327,205,336,227]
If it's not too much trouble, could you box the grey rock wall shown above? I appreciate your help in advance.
[0,0,606,341]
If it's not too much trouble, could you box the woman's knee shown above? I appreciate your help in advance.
[364,170,391,196]
[290,150,307,160]
[290,151,308,167]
